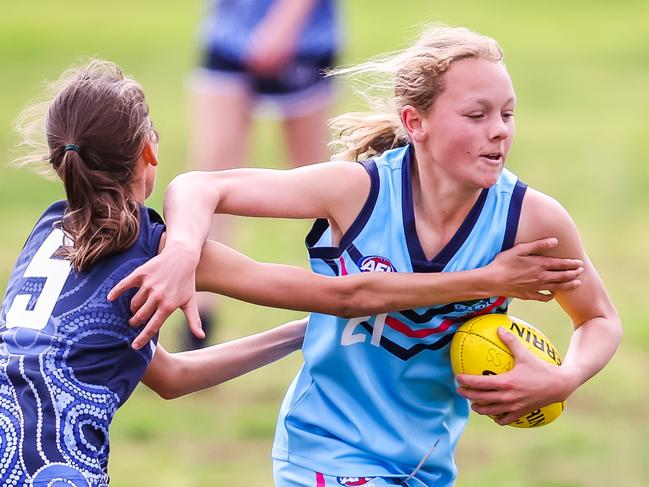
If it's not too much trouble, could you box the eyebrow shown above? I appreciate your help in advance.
[463,97,516,107]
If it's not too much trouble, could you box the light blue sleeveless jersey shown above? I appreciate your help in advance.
[273,145,527,485]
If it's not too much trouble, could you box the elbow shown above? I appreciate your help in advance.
[148,365,190,400]
[156,387,180,401]
[150,380,186,400]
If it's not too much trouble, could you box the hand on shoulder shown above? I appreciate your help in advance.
[517,188,583,259]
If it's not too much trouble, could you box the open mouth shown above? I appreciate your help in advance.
[481,153,502,162]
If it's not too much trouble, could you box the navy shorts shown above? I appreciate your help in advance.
[202,47,335,96]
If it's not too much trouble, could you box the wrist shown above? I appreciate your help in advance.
[163,237,202,266]
[555,364,583,401]
[284,319,307,350]
[470,267,497,299]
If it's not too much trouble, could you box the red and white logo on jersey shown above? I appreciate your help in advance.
[336,477,376,486]
[358,255,395,273]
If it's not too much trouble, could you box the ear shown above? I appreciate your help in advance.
[401,105,426,142]
[141,141,158,167]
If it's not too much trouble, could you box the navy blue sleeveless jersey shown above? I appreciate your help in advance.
[0,201,165,486]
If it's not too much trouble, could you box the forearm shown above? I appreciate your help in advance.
[152,320,305,399]
[163,171,221,257]
[561,313,622,390]
[338,268,494,315]
[196,240,495,317]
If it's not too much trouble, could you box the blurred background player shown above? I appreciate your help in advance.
[185,0,341,348]
[191,0,339,168]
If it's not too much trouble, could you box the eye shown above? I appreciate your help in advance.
[502,111,514,121]
[465,113,485,119]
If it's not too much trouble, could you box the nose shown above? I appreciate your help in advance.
[488,115,510,141]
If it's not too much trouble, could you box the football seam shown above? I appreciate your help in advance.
[456,331,512,376]
[457,330,512,363]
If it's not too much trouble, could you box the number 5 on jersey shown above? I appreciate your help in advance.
[5,229,71,330]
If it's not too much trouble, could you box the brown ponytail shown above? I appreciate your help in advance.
[16,60,155,272]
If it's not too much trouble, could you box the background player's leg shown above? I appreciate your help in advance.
[185,72,254,349]
[282,94,332,167]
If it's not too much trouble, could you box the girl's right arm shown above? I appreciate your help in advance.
[192,238,582,319]
[141,318,306,399]
[126,235,582,349]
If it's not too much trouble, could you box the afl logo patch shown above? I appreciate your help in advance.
[358,255,395,273]
[337,478,376,486]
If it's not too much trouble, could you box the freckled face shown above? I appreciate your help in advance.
[420,57,516,188]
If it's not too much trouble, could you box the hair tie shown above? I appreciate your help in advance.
[64,144,81,154]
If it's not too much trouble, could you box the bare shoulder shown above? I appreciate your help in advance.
[310,159,371,188]
[517,188,583,258]
[312,160,373,233]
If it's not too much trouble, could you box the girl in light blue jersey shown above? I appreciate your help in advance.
[114,26,620,486]
[3,59,584,486]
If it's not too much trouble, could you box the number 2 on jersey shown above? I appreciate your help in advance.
[341,314,387,347]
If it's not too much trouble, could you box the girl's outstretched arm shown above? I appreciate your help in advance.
[193,238,583,319]
[141,318,306,399]
[126,234,583,349]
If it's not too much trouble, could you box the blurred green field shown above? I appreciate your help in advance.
[1,1,648,485]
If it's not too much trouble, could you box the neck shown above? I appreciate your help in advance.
[410,150,483,230]
[131,181,146,205]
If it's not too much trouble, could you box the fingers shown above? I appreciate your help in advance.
[107,273,141,302]
[457,386,502,403]
[129,299,157,327]
[514,237,558,256]
[546,268,584,283]
[181,297,204,340]
[456,373,502,391]
[497,327,531,359]
[521,277,583,302]
[131,307,169,350]
[528,291,554,302]
[550,280,582,291]
[129,286,149,315]
[541,257,583,271]
[493,412,521,426]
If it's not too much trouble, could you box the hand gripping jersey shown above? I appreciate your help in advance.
[0,201,165,487]
[273,145,527,486]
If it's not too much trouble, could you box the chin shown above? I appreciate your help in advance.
[477,171,502,189]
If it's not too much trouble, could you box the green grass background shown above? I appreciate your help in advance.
[1,1,648,485]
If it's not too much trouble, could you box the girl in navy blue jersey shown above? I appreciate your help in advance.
[2,59,584,486]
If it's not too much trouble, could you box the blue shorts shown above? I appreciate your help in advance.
[273,460,428,487]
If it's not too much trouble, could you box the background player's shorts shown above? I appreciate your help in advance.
[190,47,336,118]
[273,459,428,487]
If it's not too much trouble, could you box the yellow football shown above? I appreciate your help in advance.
[450,313,564,428]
